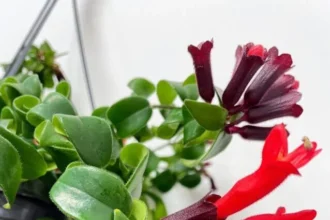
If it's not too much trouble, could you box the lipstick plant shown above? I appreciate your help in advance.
[0,40,320,220]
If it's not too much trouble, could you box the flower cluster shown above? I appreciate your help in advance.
[164,124,321,220]
[188,41,302,140]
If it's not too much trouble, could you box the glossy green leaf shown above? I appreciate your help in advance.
[0,106,21,133]
[152,170,176,192]
[184,100,227,131]
[157,109,183,139]
[114,210,129,220]
[0,126,47,179]
[34,120,79,171]
[0,136,22,206]
[182,106,205,143]
[170,82,199,101]
[134,126,154,143]
[107,97,152,138]
[53,115,113,167]
[120,143,149,197]
[181,144,205,160]
[92,106,109,119]
[0,75,42,105]
[129,199,148,220]
[145,151,160,176]
[182,131,232,167]
[179,171,201,188]
[12,95,40,119]
[34,120,74,148]
[50,166,132,220]
[145,192,167,219]
[46,147,79,172]
[66,161,84,170]
[128,78,155,98]
[27,92,76,126]
[56,81,71,98]
[183,74,197,85]
[156,80,177,105]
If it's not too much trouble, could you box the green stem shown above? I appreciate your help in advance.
[151,105,180,110]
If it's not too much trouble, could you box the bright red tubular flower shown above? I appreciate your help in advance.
[161,125,321,220]
[244,207,317,220]
[188,40,215,103]
[214,124,321,219]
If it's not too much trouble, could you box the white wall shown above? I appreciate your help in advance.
[0,0,329,219]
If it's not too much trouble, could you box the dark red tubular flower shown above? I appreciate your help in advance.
[225,125,274,140]
[221,43,302,140]
[222,43,267,110]
[244,207,317,220]
[188,40,215,103]
[243,53,293,108]
[214,124,321,219]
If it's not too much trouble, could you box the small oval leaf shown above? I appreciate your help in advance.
[184,100,227,131]
[107,97,152,138]
[50,166,133,220]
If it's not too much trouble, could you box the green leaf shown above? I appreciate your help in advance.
[0,75,42,105]
[107,97,152,138]
[0,136,22,206]
[128,78,155,98]
[182,106,205,143]
[0,106,21,133]
[53,115,113,168]
[12,95,40,120]
[145,192,167,219]
[184,100,227,131]
[114,210,130,220]
[120,143,149,197]
[170,82,199,101]
[56,81,71,98]
[181,144,205,160]
[183,74,197,85]
[145,151,160,176]
[152,170,176,192]
[157,109,183,139]
[179,171,201,188]
[129,199,148,220]
[34,120,78,171]
[156,80,177,105]
[0,126,47,179]
[46,147,79,172]
[134,126,154,143]
[27,92,76,126]
[50,166,132,220]
[92,106,109,119]
[182,131,232,167]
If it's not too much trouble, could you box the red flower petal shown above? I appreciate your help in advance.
[261,124,288,166]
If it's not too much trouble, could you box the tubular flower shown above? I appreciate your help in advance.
[222,43,302,140]
[161,125,321,220]
[244,207,317,220]
[188,40,215,103]
[215,124,321,219]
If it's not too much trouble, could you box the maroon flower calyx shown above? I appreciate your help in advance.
[162,194,221,220]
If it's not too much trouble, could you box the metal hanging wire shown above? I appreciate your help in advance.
[4,0,58,77]
[72,0,95,109]
[4,0,96,109]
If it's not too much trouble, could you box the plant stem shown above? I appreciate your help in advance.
[153,142,171,151]
[151,105,180,110]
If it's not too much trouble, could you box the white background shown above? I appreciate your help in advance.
[0,0,329,219]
